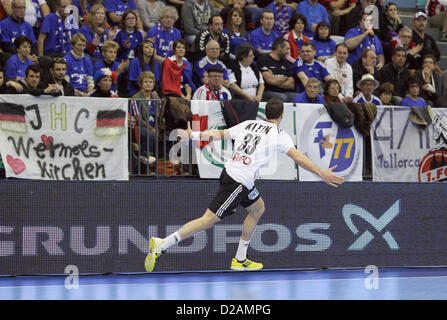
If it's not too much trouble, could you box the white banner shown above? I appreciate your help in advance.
[190,101,298,180]
[0,95,128,180]
[295,104,364,181]
[371,106,447,182]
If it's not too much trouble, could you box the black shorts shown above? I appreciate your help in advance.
[208,169,261,219]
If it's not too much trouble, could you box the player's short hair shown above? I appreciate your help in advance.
[265,98,284,120]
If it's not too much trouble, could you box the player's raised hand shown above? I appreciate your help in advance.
[177,121,193,141]
[320,165,345,187]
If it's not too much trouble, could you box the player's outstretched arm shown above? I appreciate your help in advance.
[178,121,230,142]
[287,147,345,187]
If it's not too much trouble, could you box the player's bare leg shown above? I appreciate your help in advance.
[145,209,221,272]
[232,197,265,271]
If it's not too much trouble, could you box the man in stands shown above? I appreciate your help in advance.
[192,65,232,100]
[352,48,380,95]
[325,43,353,102]
[379,47,410,104]
[294,42,331,93]
[257,37,296,102]
[250,10,280,56]
[0,0,37,55]
[194,15,230,63]
[344,11,384,68]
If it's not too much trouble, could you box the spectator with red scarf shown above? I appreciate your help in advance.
[283,13,309,64]
[161,39,195,100]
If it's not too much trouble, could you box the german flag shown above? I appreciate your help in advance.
[0,103,27,134]
[95,109,126,137]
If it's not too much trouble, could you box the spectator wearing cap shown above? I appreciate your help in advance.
[344,11,384,68]
[377,82,395,106]
[192,65,232,100]
[411,11,441,71]
[378,47,410,103]
[293,77,325,103]
[353,73,382,105]
[296,0,330,38]
[89,68,119,97]
[399,76,427,107]
[425,0,447,41]
[352,48,380,95]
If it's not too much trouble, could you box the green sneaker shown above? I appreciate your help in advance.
[230,258,263,271]
[144,237,163,272]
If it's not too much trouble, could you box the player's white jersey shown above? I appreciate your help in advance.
[225,119,295,189]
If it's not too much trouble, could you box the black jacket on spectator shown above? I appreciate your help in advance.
[378,63,410,98]
[415,69,446,108]
[220,99,258,128]
[193,30,231,64]
[410,31,440,70]
[228,60,261,99]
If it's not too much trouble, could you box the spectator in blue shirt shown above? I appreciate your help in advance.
[0,0,37,55]
[344,11,385,68]
[250,9,280,55]
[113,9,145,62]
[293,77,325,103]
[4,36,35,81]
[80,4,114,64]
[37,0,80,57]
[265,0,293,36]
[312,21,336,63]
[353,73,382,105]
[294,42,332,92]
[64,33,94,96]
[146,6,182,61]
[296,0,330,39]
[127,39,161,96]
[103,0,143,30]
[223,7,251,59]
[399,76,427,107]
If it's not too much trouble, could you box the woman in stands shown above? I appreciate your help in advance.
[113,9,145,62]
[227,43,264,102]
[161,39,194,100]
[323,79,342,103]
[379,2,404,63]
[127,39,161,96]
[223,7,251,60]
[415,54,446,108]
[80,4,114,64]
[89,67,119,97]
[312,22,336,63]
[64,33,94,96]
[283,13,309,64]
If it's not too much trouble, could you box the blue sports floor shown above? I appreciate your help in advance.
[0,267,446,300]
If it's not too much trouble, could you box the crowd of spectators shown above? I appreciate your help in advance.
[1,0,447,177]
[0,0,446,109]
[0,0,446,105]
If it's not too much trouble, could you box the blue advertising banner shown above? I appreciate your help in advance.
[0,180,446,275]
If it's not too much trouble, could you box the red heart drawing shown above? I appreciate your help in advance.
[41,135,54,150]
[6,155,26,175]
